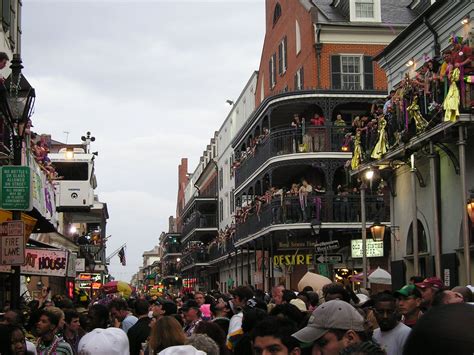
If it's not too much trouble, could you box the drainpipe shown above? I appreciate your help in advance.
[423,17,440,57]
[314,24,322,89]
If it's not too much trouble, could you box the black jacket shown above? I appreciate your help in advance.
[127,316,151,355]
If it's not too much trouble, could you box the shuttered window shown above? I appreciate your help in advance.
[269,53,277,89]
[331,55,374,90]
[278,36,287,75]
[294,66,304,90]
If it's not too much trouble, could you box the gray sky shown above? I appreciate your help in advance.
[22,0,265,281]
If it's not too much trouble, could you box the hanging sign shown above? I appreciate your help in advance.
[0,221,25,265]
[351,239,384,258]
[0,166,32,211]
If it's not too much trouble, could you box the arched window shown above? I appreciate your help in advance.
[295,20,301,54]
[406,219,428,255]
[273,3,282,25]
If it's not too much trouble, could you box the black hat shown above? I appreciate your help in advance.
[161,301,178,316]
[181,300,199,312]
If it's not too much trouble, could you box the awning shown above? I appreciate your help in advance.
[0,209,37,240]
[29,232,79,252]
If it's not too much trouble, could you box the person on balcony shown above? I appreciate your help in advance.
[313,184,325,222]
[371,115,388,160]
[310,113,326,151]
[271,187,283,224]
[291,114,302,153]
[298,180,313,222]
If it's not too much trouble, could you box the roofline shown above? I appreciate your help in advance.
[373,0,446,61]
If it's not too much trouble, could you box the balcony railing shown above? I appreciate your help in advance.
[235,125,350,187]
[209,241,235,262]
[235,194,389,242]
[180,250,210,269]
[163,244,181,255]
[181,213,217,238]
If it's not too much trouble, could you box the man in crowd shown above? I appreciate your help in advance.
[182,300,202,337]
[322,282,351,303]
[128,299,151,355]
[84,303,109,331]
[372,293,411,355]
[63,309,84,354]
[36,309,73,354]
[252,317,301,355]
[227,286,254,340]
[394,284,423,328]
[432,289,464,307]
[109,298,138,333]
[292,300,380,355]
[415,277,443,310]
[194,291,206,306]
[271,285,285,306]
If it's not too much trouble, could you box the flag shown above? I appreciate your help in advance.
[118,247,126,266]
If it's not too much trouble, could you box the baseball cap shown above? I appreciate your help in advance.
[292,300,365,343]
[395,284,422,298]
[78,327,129,355]
[290,298,307,312]
[415,277,443,290]
[158,345,205,355]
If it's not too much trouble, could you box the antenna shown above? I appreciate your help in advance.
[63,131,70,144]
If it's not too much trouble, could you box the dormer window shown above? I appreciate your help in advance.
[350,0,381,22]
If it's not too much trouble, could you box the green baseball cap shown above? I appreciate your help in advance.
[394,284,421,298]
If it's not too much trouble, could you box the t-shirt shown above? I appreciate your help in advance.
[372,322,411,355]
[121,314,138,334]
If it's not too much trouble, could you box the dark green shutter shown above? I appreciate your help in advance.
[363,56,374,90]
[284,36,288,72]
[331,55,341,89]
[273,54,277,85]
[278,42,283,75]
[269,58,273,88]
[300,66,304,89]
[2,0,11,30]
[294,72,298,90]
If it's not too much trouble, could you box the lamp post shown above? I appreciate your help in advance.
[0,54,35,309]
[360,169,374,288]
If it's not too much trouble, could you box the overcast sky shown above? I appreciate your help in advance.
[22,0,265,281]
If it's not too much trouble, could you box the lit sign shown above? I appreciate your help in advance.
[91,282,102,290]
[351,239,384,258]
[273,254,313,266]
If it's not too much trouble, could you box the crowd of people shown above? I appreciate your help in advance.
[1,275,473,354]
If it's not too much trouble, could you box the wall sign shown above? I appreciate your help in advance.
[22,248,68,277]
[351,239,384,258]
[273,254,313,266]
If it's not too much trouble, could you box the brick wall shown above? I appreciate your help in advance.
[255,1,389,106]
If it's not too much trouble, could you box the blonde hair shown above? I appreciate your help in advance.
[149,316,186,353]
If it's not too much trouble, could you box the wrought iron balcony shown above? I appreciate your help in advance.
[181,213,217,239]
[235,193,389,242]
[235,125,351,187]
[209,241,236,262]
[163,243,181,255]
[180,249,210,269]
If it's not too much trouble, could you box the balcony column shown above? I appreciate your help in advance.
[247,243,251,285]
[410,155,420,277]
[429,141,442,278]
[270,233,274,289]
[458,126,471,285]
[240,247,244,286]
[261,237,265,292]
[235,251,238,287]
[254,241,257,288]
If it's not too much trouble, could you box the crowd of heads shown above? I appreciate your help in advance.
[0,275,473,354]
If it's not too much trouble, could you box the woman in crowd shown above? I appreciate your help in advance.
[147,316,186,355]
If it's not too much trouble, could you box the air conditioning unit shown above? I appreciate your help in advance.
[54,180,94,211]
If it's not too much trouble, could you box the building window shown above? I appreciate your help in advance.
[294,66,304,90]
[295,20,301,55]
[331,55,373,90]
[278,36,287,75]
[406,220,429,255]
[219,168,223,190]
[273,2,281,26]
[230,189,235,214]
[219,199,224,222]
[269,53,277,89]
[355,0,374,18]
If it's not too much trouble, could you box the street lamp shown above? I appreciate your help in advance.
[370,222,386,241]
[360,169,374,288]
[0,54,35,310]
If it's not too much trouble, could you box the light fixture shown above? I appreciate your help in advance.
[226,99,234,106]
[370,222,386,241]
[467,190,474,224]
[406,59,415,67]
[174,276,179,281]
[69,225,77,234]
[461,16,469,25]
[365,169,374,181]
[26,275,31,284]
[65,147,74,160]
[176,257,181,262]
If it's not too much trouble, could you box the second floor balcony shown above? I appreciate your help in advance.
[179,249,210,271]
[235,193,389,244]
[181,212,218,243]
[235,125,351,187]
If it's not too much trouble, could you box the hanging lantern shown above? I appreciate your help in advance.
[370,222,386,241]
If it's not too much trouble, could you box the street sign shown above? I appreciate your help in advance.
[0,166,32,211]
[317,263,331,278]
[0,221,25,265]
[315,240,340,253]
[316,254,343,264]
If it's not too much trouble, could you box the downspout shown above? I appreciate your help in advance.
[315,24,322,89]
[423,17,440,57]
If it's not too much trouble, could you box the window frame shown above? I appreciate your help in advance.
[340,54,364,91]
